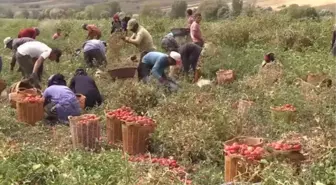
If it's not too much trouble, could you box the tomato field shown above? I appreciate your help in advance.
[0,6,335,185]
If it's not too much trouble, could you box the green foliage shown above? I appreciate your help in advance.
[170,0,188,19]
[279,4,320,20]
[198,0,226,20]
[106,1,121,17]
[141,4,164,17]
[216,4,230,19]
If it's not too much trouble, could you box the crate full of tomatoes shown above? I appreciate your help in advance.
[105,106,136,144]
[121,113,156,155]
[270,104,296,123]
[223,136,265,183]
[69,114,101,151]
[16,94,44,125]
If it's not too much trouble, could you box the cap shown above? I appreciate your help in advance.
[118,12,126,20]
[3,37,12,48]
[52,48,62,63]
[169,51,182,66]
[127,19,138,30]
[82,24,88,30]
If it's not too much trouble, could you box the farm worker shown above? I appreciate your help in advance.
[190,13,204,47]
[119,12,131,32]
[331,24,336,56]
[82,24,102,40]
[186,9,194,29]
[139,51,181,92]
[3,37,34,71]
[111,13,122,34]
[69,68,103,108]
[179,43,202,75]
[44,74,81,123]
[261,52,275,68]
[18,27,40,39]
[123,18,156,53]
[16,41,62,88]
[161,32,179,53]
[82,39,107,68]
[52,28,62,40]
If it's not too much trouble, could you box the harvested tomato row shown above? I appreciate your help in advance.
[224,142,265,161]
[272,104,296,112]
[268,142,302,151]
[106,106,156,126]
[22,96,43,103]
[128,154,192,184]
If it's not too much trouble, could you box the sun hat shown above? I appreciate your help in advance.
[127,19,138,30]
[169,51,182,66]
[3,37,12,48]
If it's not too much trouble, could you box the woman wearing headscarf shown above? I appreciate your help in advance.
[69,69,102,108]
[44,74,81,123]
[111,13,122,34]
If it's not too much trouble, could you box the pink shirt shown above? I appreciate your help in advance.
[187,16,194,28]
[190,21,202,43]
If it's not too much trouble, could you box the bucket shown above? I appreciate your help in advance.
[107,67,137,80]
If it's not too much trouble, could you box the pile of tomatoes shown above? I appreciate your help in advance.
[272,104,296,112]
[224,142,265,161]
[267,142,302,151]
[107,106,155,127]
[22,95,43,104]
[78,114,98,124]
[128,154,192,184]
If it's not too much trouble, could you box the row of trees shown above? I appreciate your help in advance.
[0,0,332,20]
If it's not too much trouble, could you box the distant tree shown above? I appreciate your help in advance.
[13,10,29,19]
[100,10,110,19]
[141,4,163,17]
[198,0,225,20]
[106,1,121,16]
[29,10,40,19]
[217,4,230,19]
[170,0,187,19]
[231,0,243,16]
[3,9,14,18]
[50,8,65,19]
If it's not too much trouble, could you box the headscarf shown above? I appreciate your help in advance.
[75,68,87,76]
[47,73,67,87]
[113,14,120,22]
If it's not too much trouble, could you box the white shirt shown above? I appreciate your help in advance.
[17,41,52,59]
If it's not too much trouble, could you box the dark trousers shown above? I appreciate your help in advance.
[137,51,151,81]
[181,48,201,74]
[84,49,107,68]
[16,53,43,86]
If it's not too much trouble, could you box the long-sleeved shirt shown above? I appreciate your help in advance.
[83,39,106,55]
[18,28,38,39]
[69,75,102,108]
[43,85,81,121]
[87,24,101,39]
[190,22,203,43]
[142,52,169,80]
[129,26,155,52]
[10,37,35,70]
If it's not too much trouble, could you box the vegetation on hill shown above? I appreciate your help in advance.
[0,1,335,184]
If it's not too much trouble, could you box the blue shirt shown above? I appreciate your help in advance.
[43,85,81,121]
[142,52,169,79]
[83,39,106,55]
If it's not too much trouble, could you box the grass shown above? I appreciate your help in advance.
[0,9,335,185]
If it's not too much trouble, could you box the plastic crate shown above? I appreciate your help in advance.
[106,113,123,144]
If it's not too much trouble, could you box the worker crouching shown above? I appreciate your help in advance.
[138,51,182,92]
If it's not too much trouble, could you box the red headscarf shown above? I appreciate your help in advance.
[113,14,120,22]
